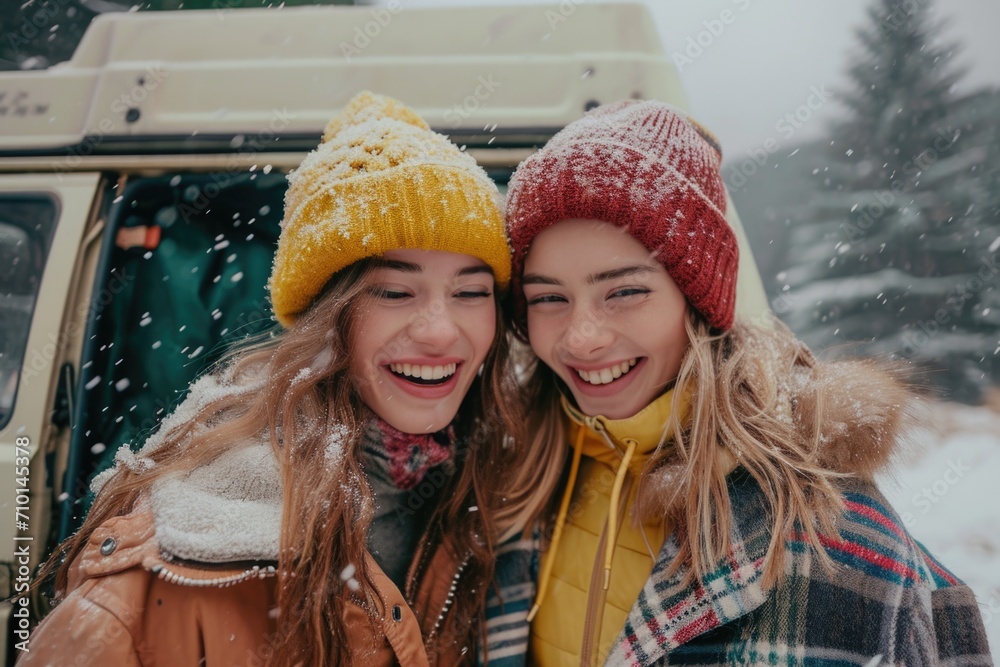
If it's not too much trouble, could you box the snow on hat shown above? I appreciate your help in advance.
[269,91,510,327]
[505,99,738,333]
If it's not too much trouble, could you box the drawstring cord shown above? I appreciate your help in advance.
[603,437,637,590]
[526,425,585,622]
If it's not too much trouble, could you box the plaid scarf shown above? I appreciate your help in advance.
[373,418,456,490]
[606,471,991,666]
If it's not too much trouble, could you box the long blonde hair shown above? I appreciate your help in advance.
[523,309,854,589]
[42,258,536,666]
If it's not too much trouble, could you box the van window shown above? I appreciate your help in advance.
[0,196,58,429]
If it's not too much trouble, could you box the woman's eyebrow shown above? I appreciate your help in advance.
[457,265,494,277]
[586,265,655,285]
[522,265,654,286]
[371,258,422,273]
[522,273,562,286]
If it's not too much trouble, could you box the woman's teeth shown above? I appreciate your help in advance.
[388,363,457,381]
[575,359,638,385]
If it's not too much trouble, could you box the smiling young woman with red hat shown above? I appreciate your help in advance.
[505,99,990,666]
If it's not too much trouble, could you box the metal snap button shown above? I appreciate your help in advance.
[391,605,402,622]
[100,537,117,555]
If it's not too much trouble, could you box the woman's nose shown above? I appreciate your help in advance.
[561,304,614,357]
[407,300,461,348]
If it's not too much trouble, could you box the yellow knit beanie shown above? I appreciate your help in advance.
[269,91,511,327]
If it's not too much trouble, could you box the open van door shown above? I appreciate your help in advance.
[0,172,104,659]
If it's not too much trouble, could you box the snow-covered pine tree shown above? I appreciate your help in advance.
[832,0,964,191]
[777,0,1000,402]
[962,90,1000,397]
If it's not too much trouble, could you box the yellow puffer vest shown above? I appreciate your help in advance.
[529,389,686,667]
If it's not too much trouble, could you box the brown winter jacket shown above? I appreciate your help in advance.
[18,424,476,667]
[18,509,471,666]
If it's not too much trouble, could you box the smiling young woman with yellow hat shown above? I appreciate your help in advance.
[20,92,538,667]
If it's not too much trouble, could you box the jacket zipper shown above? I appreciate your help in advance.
[581,474,634,666]
[423,553,470,664]
[578,417,636,666]
[582,520,611,666]
[405,522,470,663]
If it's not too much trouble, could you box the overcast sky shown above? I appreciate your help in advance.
[395,0,1000,162]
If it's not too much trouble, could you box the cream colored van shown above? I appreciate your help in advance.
[0,3,767,661]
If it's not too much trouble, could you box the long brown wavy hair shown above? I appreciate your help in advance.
[41,258,534,666]
[522,308,875,589]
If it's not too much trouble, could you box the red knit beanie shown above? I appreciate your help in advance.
[506,99,738,335]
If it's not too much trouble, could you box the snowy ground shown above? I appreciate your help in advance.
[876,400,1000,658]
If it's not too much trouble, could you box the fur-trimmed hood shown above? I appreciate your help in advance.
[738,321,918,479]
[801,357,918,478]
